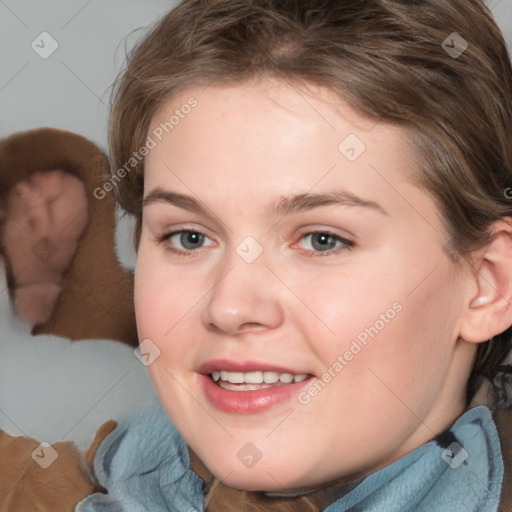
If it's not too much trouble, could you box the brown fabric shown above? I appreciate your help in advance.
[0,420,116,512]
[0,127,137,345]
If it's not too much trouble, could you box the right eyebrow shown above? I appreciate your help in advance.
[143,188,211,217]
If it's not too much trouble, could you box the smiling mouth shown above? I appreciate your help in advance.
[211,370,310,391]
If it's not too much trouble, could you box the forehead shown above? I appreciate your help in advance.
[147,79,405,157]
[143,79,430,221]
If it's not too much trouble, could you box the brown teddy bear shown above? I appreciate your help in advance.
[0,127,137,344]
[0,127,138,512]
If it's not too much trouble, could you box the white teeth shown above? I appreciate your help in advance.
[228,372,245,384]
[211,370,309,385]
[245,371,263,384]
[263,371,279,383]
[279,373,294,384]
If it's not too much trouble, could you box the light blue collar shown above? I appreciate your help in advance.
[76,404,503,512]
[325,405,503,511]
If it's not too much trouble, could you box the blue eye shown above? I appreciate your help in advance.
[297,231,355,256]
[157,230,214,255]
[175,231,205,250]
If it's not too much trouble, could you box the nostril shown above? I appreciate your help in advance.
[240,322,264,331]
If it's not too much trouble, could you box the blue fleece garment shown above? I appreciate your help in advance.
[75,402,503,512]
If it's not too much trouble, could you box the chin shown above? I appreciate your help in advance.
[204,457,311,493]
[223,473,294,493]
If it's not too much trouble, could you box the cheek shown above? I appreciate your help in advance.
[134,246,218,376]
[291,271,460,463]
[292,265,403,353]
[134,249,191,353]
[357,272,460,408]
[134,257,164,336]
[294,256,461,398]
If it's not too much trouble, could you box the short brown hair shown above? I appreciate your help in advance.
[108,0,512,387]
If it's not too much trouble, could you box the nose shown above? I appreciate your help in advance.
[201,260,284,336]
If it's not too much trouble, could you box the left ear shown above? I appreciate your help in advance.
[460,219,512,344]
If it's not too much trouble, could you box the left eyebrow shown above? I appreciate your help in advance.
[142,187,389,218]
[272,190,389,217]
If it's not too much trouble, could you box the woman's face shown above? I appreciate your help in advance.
[134,79,475,491]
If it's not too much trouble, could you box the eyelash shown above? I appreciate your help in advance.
[156,229,356,258]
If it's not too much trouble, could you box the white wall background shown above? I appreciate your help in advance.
[0,0,177,150]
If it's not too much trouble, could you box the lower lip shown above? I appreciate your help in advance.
[199,374,313,414]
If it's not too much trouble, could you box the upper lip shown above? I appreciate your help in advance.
[198,359,309,376]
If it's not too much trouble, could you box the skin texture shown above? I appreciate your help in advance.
[134,79,489,492]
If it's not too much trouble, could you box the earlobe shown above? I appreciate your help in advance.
[469,295,492,308]
[460,220,512,344]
